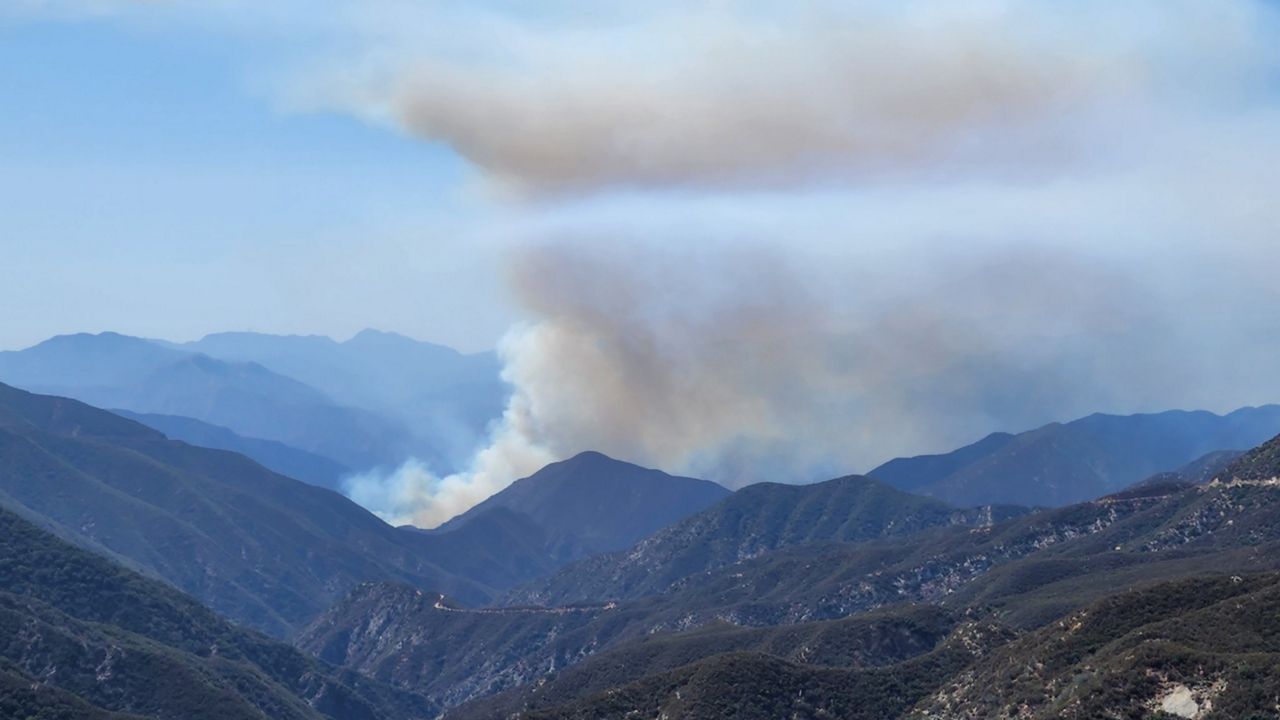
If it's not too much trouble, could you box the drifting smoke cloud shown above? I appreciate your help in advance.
[325,0,1280,527]
[345,240,1245,528]
[345,0,1278,196]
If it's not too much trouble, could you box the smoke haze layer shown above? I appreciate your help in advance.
[330,1,1280,196]
[46,0,1276,526]
[344,233,1280,529]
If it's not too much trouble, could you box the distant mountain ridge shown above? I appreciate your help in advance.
[437,451,730,560]
[0,328,511,474]
[307,433,1280,713]
[507,473,1026,607]
[869,406,1280,507]
[0,381,550,636]
[112,409,351,490]
[0,332,406,469]
[175,329,507,473]
[0,383,741,638]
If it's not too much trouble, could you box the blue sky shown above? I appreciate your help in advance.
[1,10,506,351]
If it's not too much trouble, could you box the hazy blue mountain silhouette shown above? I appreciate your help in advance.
[0,381,497,636]
[869,406,1280,506]
[0,332,407,469]
[176,329,507,472]
[112,409,351,490]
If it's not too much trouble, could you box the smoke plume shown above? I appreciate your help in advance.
[329,0,1280,527]
[344,238,1279,529]
[345,1,1277,196]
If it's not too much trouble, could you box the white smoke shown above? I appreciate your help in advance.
[311,0,1280,196]
[53,0,1269,526]
[343,239,1270,529]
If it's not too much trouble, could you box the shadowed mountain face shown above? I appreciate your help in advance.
[306,433,1280,715]
[0,504,437,720]
[0,332,407,469]
[455,604,964,720]
[869,406,1280,507]
[112,410,351,491]
[175,329,508,473]
[1217,431,1280,482]
[909,573,1280,719]
[437,451,730,560]
[0,383,737,638]
[0,381,512,636]
[506,474,1025,607]
[484,573,1280,720]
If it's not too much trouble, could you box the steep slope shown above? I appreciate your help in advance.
[415,507,564,590]
[632,472,1280,633]
[0,332,406,469]
[177,329,507,472]
[483,471,1280,716]
[437,451,730,559]
[472,574,1280,720]
[298,583,623,708]
[307,435,1280,715]
[112,410,350,491]
[0,382,493,636]
[1120,448,1243,494]
[912,573,1280,719]
[508,474,1022,606]
[868,406,1280,507]
[299,478,1019,708]
[868,431,1017,494]
[511,618,1014,720]
[0,505,436,720]
[455,604,958,719]
[304,472,1280,712]
[0,658,149,720]
[1217,430,1280,481]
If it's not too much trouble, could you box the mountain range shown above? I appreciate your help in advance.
[506,474,1025,607]
[0,332,408,470]
[5,329,1280,718]
[868,406,1280,507]
[0,382,729,638]
[436,451,729,560]
[0,381,498,636]
[299,434,1280,716]
[0,502,438,720]
[171,329,508,472]
[112,409,352,490]
[0,329,509,475]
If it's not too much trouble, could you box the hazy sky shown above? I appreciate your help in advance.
[5,1,1275,356]
[6,2,1280,505]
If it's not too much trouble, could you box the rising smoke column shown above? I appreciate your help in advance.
[345,242,1187,528]
[337,0,1280,527]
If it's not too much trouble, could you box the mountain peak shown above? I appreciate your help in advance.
[30,330,155,351]
[438,452,729,558]
[347,328,420,346]
[538,450,639,477]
